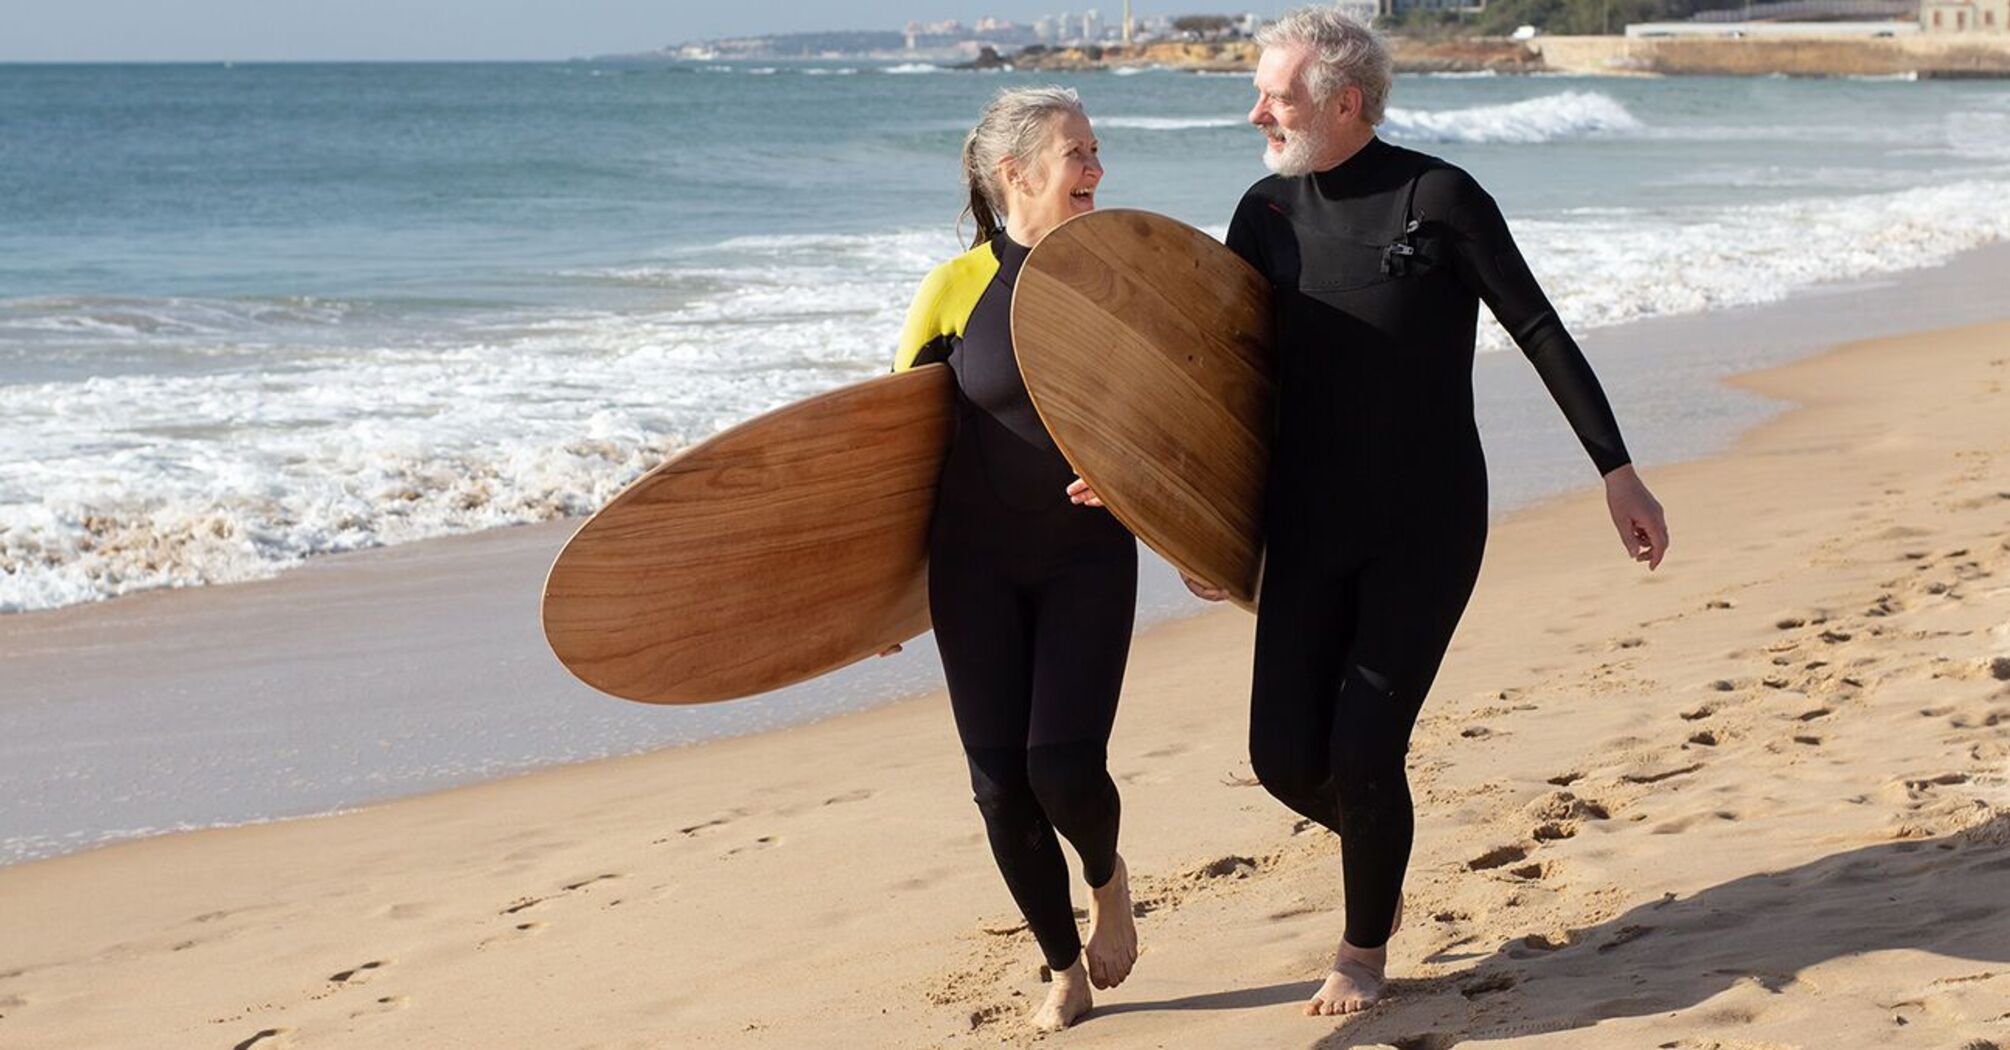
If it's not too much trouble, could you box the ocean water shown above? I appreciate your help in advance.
[3,62,2010,613]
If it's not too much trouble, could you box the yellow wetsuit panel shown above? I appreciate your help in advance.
[893,241,1000,372]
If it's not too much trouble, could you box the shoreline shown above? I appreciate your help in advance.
[2,310,2005,1046]
[4,239,2010,869]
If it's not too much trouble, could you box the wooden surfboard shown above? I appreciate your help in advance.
[1012,209,1275,606]
[541,365,954,704]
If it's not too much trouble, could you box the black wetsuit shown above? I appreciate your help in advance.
[896,233,1138,973]
[1226,137,1630,950]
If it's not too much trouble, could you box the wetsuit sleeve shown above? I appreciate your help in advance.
[1441,176,1633,476]
[894,245,998,372]
[894,265,956,372]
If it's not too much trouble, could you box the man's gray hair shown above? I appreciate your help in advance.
[1255,7,1393,126]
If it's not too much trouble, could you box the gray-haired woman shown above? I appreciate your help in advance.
[888,86,1140,1032]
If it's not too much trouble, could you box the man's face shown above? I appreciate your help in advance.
[1247,44,1345,177]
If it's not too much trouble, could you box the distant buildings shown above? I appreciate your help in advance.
[1920,0,2010,30]
[1331,1,1379,25]
[1021,9,1272,46]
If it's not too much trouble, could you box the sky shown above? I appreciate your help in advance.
[0,1,1230,62]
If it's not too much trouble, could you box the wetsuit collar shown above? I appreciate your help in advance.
[991,232,1030,284]
[1310,135,1392,197]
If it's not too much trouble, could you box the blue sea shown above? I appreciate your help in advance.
[3,61,2009,614]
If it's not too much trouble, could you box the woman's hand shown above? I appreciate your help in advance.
[1066,477,1104,508]
[1182,575,1231,602]
[1604,464,1669,570]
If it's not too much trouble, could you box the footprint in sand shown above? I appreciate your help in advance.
[497,873,624,918]
[1595,923,1655,954]
[1505,930,1574,959]
[348,994,411,1020]
[1622,763,1704,785]
[478,922,548,951]
[723,836,781,858]
[1466,844,1528,872]
[822,788,874,806]
[231,1028,294,1050]
[327,960,389,986]
[1528,790,1610,822]
[1191,855,1260,879]
[1532,821,1577,841]
[1650,810,1740,835]
[1460,971,1519,998]
[663,808,749,842]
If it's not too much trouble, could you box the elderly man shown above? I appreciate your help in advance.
[1187,7,1671,1016]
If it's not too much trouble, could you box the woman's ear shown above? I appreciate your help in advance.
[999,156,1026,196]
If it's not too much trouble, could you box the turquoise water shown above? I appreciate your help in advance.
[3,61,2009,612]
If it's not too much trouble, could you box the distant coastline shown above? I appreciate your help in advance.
[978,33,2010,78]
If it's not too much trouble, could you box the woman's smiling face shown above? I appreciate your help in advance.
[1003,110,1102,242]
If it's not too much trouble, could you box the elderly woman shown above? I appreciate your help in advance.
[890,86,1139,1033]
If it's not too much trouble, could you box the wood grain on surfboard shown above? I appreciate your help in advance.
[541,365,954,704]
[1012,209,1275,605]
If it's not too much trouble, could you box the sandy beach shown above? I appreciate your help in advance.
[2,306,2006,1049]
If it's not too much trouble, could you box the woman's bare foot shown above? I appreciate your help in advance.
[1303,940,1387,1016]
[1304,897,1401,1017]
[1030,959,1094,1032]
[1084,855,1139,989]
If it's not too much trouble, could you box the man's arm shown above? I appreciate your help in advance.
[1441,173,1631,477]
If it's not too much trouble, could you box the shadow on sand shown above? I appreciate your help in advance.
[1094,979,1323,1017]
[1307,816,2010,1048]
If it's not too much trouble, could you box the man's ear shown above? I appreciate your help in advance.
[1335,84,1365,124]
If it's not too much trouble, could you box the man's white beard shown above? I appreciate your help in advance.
[1262,121,1333,177]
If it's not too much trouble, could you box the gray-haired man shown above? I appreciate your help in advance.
[1184,7,1670,1015]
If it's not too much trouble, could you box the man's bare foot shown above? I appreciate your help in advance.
[1303,940,1387,1016]
[1030,959,1094,1032]
[1084,855,1139,989]
[1302,896,1403,1017]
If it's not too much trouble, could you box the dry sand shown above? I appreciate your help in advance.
[2,320,2007,1049]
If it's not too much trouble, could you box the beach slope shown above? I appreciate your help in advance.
[2,321,2007,1049]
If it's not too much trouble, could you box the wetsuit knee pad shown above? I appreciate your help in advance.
[1025,741,1120,886]
[1329,664,1419,816]
[966,748,1042,823]
[1024,741,1115,817]
[1249,736,1333,807]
